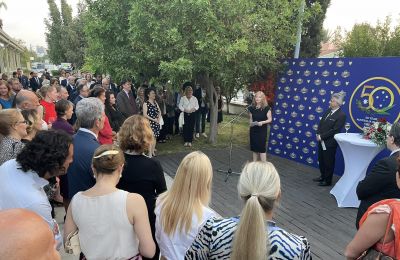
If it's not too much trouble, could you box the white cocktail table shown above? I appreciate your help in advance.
[330,133,384,208]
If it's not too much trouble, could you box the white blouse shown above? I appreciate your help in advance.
[155,202,216,260]
[179,96,199,113]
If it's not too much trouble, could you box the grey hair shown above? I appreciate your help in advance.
[331,91,346,106]
[75,97,104,129]
[389,122,400,147]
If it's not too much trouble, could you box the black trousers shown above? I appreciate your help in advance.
[174,109,181,134]
[318,143,337,183]
[195,107,208,133]
[158,114,168,141]
[183,112,195,142]
[166,116,174,135]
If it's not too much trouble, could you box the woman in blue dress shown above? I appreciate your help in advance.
[0,80,14,109]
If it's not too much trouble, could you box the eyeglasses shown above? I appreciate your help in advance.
[16,120,28,125]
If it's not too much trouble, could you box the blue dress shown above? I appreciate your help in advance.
[0,96,14,109]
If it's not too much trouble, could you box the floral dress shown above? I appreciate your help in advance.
[146,101,160,138]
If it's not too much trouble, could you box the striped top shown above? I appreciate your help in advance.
[185,216,312,260]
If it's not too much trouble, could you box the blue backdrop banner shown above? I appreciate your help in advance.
[269,57,400,173]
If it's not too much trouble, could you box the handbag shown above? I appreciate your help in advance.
[357,212,394,260]
[64,230,81,255]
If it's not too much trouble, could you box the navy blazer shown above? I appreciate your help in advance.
[66,130,99,199]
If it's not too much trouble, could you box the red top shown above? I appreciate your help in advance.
[40,99,57,124]
[98,115,113,144]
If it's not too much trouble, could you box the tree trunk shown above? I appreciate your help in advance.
[225,97,231,114]
[198,72,218,144]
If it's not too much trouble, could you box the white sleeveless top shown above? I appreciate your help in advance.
[71,190,139,260]
[155,202,216,260]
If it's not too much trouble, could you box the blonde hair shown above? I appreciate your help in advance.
[0,109,22,136]
[118,115,154,153]
[92,144,125,174]
[158,151,213,235]
[184,86,193,96]
[0,79,12,98]
[252,91,268,109]
[20,109,39,135]
[231,161,281,260]
[39,85,56,99]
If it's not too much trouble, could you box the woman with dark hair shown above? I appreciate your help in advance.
[117,115,167,260]
[52,99,74,135]
[52,99,75,212]
[64,144,156,259]
[0,79,14,109]
[89,86,114,144]
[143,87,161,157]
[0,130,73,247]
[0,109,27,165]
[105,90,125,132]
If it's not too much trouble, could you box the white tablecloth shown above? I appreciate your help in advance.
[330,133,384,208]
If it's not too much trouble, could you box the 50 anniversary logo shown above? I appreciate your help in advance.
[349,77,400,130]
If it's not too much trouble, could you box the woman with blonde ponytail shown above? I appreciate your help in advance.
[185,161,311,260]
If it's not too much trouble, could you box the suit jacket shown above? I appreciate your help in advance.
[116,90,138,118]
[66,84,76,96]
[29,77,42,92]
[61,79,68,87]
[355,151,400,228]
[317,108,346,147]
[66,130,99,199]
[18,75,29,89]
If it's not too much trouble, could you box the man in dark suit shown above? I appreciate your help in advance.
[101,77,119,95]
[66,97,105,203]
[116,78,137,118]
[65,76,76,97]
[29,71,42,92]
[16,68,29,89]
[313,91,347,186]
[355,122,400,228]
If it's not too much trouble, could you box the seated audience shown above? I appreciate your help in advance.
[0,79,14,109]
[156,151,216,260]
[0,109,27,165]
[185,161,312,259]
[346,157,400,259]
[117,115,167,260]
[64,144,156,259]
[89,86,114,144]
[67,97,104,201]
[20,109,43,142]
[356,122,400,228]
[105,90,125,132]
[0,130,73,247]
[0,209,60,260]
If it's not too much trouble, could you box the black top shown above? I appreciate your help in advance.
[117,154,167,227]
[317,108,346,147]
[356,152,400,228]
[105,105,125,132]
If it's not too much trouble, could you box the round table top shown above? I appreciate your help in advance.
[334,133,382,147]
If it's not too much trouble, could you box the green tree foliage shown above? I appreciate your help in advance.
[45,0,86,67]
[339,16,400,57]
[84,0,318,143]
[300,0,330,57]
[84,0,135,81]
[45,0,64,64]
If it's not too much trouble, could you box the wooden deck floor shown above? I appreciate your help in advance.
[156,146,357,260]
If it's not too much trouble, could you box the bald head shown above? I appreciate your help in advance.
[0,209,60,260]
[15,89,40,110]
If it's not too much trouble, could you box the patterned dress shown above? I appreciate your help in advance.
[185,216,312,260]
[146,100,160,138]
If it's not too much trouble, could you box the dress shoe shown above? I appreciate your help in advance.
[312,177,323,182]
[318,181,332,186]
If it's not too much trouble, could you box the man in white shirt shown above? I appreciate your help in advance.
[0,130,74,247]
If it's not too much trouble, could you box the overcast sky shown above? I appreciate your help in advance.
[1,0,400,48]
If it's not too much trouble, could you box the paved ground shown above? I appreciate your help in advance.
[59,146,357,260]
